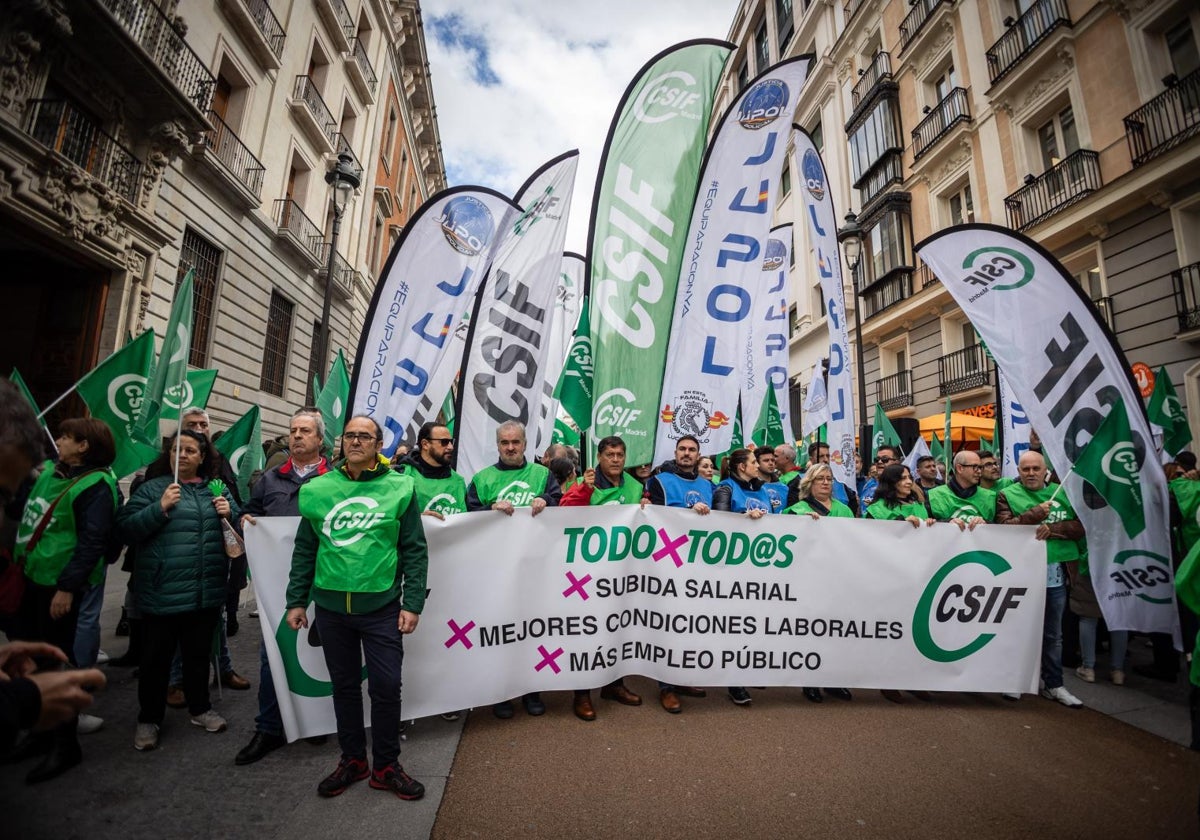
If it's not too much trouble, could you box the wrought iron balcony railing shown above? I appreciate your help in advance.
[1003,149,1100,231]
[878,370,913,411]
[98,0,216,112]
[200,109,265,198]
[350,38,378,95]
[852,52,892,110]
[332,133,363,177]
[938,343,992,396]
[915,260,939,290]
[899,0,948,52]
[1124,68,1200,168]
[242,0,285,59]
[26,99,144,204]
[293,75,337,146]
[986,0,1071,84]
[272,198,323,262]
[1092,295,1114,332]
[327,0,355,40]
[318,245,355,299]
[857,151,903,210]
[913,87,971,160]
[862,269,914,320]
[1172,261,1200,333]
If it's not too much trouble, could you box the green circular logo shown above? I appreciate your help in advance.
[960,246,1035,292]
[274,607,366,697]
[913,550,1013,663]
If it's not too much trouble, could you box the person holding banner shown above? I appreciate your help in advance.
[466,420,561,719]
[559,435,645,721]
[865,465,933,528]
[995,450,1085,709]
[234,409,330,766]
[395,423,467,518]
[927,451,995,530]
[118,430,239,751]
[285,415,428,801]
[788,442,858,512]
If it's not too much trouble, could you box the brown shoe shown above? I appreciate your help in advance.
[675,686,707,698]
[573,692,596,722]
[166,685,186,709]
[221,671,251,690]
[659,689,681,714]
[881,690,905,704]
[600,684,642,706]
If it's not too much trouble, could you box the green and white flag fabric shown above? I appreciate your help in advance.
[588,40,731,467]
[1072,397,1145,539]
[871,403,902,461]
[533,253,585,453]
[917,224,1174,636]
[214,405,263,503]
[317,350,350,453]
[752,386,785,449]
[441,388,456,435]
[76,330,159,478]
[161,368,217,421]
[9,368,54,450]
[134,270,194,445]
[551,416,580,448]
[554,296,594,431]
[930,431,944,464]
[1147,365,1192,460]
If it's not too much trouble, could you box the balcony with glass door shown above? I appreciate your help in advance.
[217,0,286,71]
[1003,149,1100,230]
[25,99,144,205]
[938,343,992,396]
[1124,68,1200,167]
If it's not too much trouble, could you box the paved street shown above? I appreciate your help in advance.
[3,570,1198,839]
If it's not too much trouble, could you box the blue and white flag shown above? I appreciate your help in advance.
[997,370,1031,480]
[741,222,794,443]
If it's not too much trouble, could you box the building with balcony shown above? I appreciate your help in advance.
[721,0,1200,449]
[0,0,445,433]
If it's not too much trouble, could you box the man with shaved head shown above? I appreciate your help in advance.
[927,449,995,530]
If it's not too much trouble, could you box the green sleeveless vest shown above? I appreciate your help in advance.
[298,470,414,593]
[16,462,118,587]
[1171,478,1200,555]
[590,476,643,506]
[402,466,467,515]
[471,462,549,507]
[866,499,928,522]
[928,485,996,522]
[1000,482,1082,564]
[786,498,854,517]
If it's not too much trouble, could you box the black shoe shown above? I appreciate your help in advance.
[305,735,329,746]
[115,608,130,637]
[369,763,425,800]
[802,687,823,703]
[826,688,853,701]
[1133,665,1178,683]
[729,687,752,706]
[522,692,545,716]
[226,618,240,637]
[493,701,514,719]
[235,731,287,765]
[317,756,369,797]
[25,738,82,784]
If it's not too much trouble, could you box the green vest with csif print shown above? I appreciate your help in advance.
[471,462,549,507]
[403,467,467,516]
[16,462,118,588]
[928,485,996,523]
[999,482,1082,564]
[590,476,643,506]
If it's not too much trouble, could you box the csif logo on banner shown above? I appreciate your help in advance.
[274,606,366,698]
[912,551,1028,663]
[958,247,1035,302]
[322,497,385,547]
[593,388,647,438]
[1108,550,1173,604]
[107,374,147,423]
[163,380,195,412]
[632,71,704,124]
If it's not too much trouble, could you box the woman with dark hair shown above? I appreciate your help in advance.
[697,455,716,484]
[12,418,119,783]
[118,429,239,752]
[713,449,769,521]
[865,464,933,528]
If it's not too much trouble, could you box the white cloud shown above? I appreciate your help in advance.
[422,0,740,252]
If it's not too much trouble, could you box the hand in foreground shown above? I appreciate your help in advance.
[421,510,445,521]
[745,507,765,520]
[398,610,420,634]
[213,496,231,518]
[530,498,547,517]
[160,483,181,513]
[0,642,68,681]
[31,668,106,730]
[692,502,711,516]
[286,607,309,630]
[492,500,515,516]
[49,591,74,621]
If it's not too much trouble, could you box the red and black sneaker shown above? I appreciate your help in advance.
[317,756,369,797]
[369,763,426,800]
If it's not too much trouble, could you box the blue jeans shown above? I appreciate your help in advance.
[316,602,405,769]
[74,574,106,667]
[1079,617,1129,671]
[255,640,283,736]
[1042,584,1067,689]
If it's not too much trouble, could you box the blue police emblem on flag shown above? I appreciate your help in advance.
[762,238,787,271]
[439,195,495,256]
[802,148,825,202]
[738,78,789,130]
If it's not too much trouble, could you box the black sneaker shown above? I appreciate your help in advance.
[728,687,752,706]
[317,756,369,797]
[522,692,546,716]
[369,764,425,800]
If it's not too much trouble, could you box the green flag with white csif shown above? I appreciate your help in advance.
[76,330,159,478]
[552,417,580,447]
[930,431,944,464]
[871,403,901,461]
[752,386,784,449]
[1147,365,1192,458]
[1072,397,1146,539]
[213,405,263,503]
[135,270,194,445]
[317,350,350,452]
[554,296,593,431]
[161,368,218,421]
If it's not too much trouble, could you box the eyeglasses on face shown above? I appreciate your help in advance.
[428,438,454,445]
[343,432,379,443]
[961,463,983,470]
[875,457,895,464]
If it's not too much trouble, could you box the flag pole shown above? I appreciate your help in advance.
[1045,465,1075,506]
[34,386,77,421]
[172,360,187,484]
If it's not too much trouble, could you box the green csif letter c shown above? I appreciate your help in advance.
[913,551,1012,663]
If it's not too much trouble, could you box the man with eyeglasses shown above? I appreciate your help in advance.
[978,452,1007,492]
[395,423,467,518]
[857,445,900,516]
[286,415,428,801]
[927,450,996,530]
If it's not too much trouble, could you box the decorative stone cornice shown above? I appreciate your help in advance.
[0,0,71,124]
[141,120,189,209]
[37,160,125,242]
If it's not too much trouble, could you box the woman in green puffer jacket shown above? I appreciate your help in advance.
[117,429,239,752]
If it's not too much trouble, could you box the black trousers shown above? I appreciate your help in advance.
[16,580,80,667]
[139,609,220,723]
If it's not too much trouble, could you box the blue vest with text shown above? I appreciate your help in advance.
[656,472,715,509]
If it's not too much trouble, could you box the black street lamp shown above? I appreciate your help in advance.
[837,210,868,461]
[316,152,361,383]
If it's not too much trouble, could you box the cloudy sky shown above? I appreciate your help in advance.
[422,0,740,252]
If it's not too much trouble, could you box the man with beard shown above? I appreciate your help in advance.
[397,423,466,518]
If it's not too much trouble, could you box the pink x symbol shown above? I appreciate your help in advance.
[444,618,476,650]
[652,528,689,567]
[563,570,592,600]
[535,644,564,674]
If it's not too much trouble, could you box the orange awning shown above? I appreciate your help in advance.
[917,411,994,444]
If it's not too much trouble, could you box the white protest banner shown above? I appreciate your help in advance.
[349,187,519,455]
[792,128,856,488]
[533,253,585,453]
[457,152,578,477]
[998,370,1032,480]
[917,224,1174,635]
[655,57,811,463]
[742,223,795,442]
[250,508,1044,730]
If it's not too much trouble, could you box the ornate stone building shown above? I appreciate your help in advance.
[0,0,444,432]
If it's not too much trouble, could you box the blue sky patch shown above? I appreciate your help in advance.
[428,14,500,87]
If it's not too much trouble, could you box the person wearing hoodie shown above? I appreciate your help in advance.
[396,423,467,517]
[927,450,995,529]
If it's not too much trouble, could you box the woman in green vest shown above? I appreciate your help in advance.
[13,417,118,784]
[865,464,934,528]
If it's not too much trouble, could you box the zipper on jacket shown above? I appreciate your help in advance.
[346,590,352,614]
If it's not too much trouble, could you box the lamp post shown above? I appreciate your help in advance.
[315,152,361,384]
[837,210,868,461]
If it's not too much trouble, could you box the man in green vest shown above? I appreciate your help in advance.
[928,450,996,530]
[396,422,467,519]
[774,444,802,486]
[466,420,561,718]
[996,450,1085,709]
[286,415,428,802]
